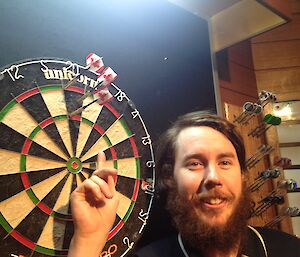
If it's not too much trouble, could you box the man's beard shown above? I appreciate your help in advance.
[166,180,252,255]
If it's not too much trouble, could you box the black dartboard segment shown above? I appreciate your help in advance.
[0,59,155,257]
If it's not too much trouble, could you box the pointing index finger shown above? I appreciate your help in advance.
[96,151,117,197]
[95,151,117,181]
[97,151,106,170]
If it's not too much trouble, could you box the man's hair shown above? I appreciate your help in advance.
[156,111,246,192]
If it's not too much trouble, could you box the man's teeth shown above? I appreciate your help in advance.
[206,198,223,205]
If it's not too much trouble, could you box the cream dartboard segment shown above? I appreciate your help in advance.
[0,57,155,257]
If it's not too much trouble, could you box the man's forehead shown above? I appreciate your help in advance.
[176,126,224,141]
[175,126,236,153]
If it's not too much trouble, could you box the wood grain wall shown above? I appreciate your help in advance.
[249,0,300,234]
[252,0,300,102]
[216,0,300,233]
[216,39,282,229]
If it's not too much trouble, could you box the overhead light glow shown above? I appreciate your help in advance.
[273,104,292,120]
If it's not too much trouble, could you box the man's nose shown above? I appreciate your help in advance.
[203,164,221,190]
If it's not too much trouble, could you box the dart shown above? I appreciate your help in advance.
[246,144,274,168]
[70,85,115,116]
[62,74,80,89]
[234,102,255,123]
[69,99,97,116]
[254,116,281,136]
[249,168,281,192]
[77,80,104,103]
[277,179,298,191]
[246,144,267,164]
[248,114,281,137]
[252,180,297,217]
[63,53,104,89]
[252,194,285,216]
[257,90,277,107]
[266,179,298,198]
[264,207,300,228]
[246,145,273,169]
[77,66,118,103]
[240,103,263,125]
[234,90,276,125]
[248,113,273,136]
[85,52,104,73]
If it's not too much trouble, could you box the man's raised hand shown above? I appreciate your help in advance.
[68,152,119,257]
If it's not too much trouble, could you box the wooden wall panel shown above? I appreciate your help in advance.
[252,40,300,70]
[249,0,299,234]
[218,40,258,105]
[216,0,299,232]
[228,40,255,68]
[224,103,278,227]
[220,87,257,107]
[255,67,300,94]
[291,0,300,14]
[217,39,283,229]
[220,61,258,97]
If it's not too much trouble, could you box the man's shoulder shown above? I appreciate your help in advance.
[248,226,300,257]
[134,234,185,257]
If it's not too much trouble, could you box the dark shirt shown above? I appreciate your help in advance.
[134,226,300,257]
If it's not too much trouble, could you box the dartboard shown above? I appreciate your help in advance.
[0,59,155,257]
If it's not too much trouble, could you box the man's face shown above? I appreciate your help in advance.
[173,126,243,227]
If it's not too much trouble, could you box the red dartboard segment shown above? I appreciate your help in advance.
[108,220,124,240]
[39,117,54,128]
[129,136,139,158]
[22,138,33,155]
[16,88,40,103]
[93,123,105,134]
[110,146,117,160]
[65,86,85,94]
[132,179,140,201]
[69,115,81,122]
[21,173,31,189]
[37,202,53,215]
[10,230,36,250]
[106,103,121,118]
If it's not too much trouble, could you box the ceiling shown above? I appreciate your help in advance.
[168,0,287,52]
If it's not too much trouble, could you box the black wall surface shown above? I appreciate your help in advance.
[0,0,216,250]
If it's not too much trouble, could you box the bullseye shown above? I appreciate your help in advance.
[67,157,82,174]
[71,161,78,169]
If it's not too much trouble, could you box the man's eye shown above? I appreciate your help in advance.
[186,161,203,170]
[219,160,232,167]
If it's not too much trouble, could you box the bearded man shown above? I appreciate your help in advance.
[68,111,300,257]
